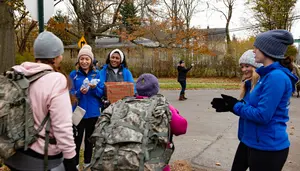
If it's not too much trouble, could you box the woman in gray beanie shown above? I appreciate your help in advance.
[211,29,299,171]
[4,31,77,171]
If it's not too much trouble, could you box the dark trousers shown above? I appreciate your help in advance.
[179,81,186,95]
[75,117,98,165]
[231,142,289,171]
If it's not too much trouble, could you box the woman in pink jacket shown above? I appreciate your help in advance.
[135,73,188,171]
[4,31,77,170]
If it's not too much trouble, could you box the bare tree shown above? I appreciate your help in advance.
[68,0,125,44]
[162,0,182,30]
[182,0,201,31]
[0,0,15,73]
[208,0,235,54]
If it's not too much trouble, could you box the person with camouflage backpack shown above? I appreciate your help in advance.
[2,31,77,171]
[88,73,188,171]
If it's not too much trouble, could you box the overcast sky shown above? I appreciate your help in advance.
[54,0,300,42]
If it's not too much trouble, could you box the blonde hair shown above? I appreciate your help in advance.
[240,67,260,99]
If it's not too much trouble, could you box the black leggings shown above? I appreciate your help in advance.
[179,81,186,95]
[74,117,98,165]
[231,142,289,171]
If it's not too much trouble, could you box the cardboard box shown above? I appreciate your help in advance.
[105,82,134,103]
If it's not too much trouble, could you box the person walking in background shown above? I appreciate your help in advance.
[69,45,104,169]
[5,31,77,171]
[211,29,298,171]
[231,50,262,171]
[177,60,194,101]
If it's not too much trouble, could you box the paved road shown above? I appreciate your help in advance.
[161,90,300,171]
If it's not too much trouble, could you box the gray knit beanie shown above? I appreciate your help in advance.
[253,29,294,59]
[136,73,159,97]
[239,50,263,68]
[34,31,64,59]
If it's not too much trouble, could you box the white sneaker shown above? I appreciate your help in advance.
[76,165,79,170]
[83,163,91,169]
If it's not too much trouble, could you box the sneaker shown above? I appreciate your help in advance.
[76,165,79,170]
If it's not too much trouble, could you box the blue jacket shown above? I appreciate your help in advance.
[99,64,136,92]
[237,80,251,141]
[234,62,298,151]
[70,69,104,119]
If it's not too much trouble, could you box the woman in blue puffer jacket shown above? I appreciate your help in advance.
[70,45,104,169]
[211,30,298,171]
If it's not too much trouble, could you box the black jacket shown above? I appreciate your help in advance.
[177,66,192,82]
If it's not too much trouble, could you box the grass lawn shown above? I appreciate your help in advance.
[156,77,240,90]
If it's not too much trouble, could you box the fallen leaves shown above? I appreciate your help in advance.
[215,162,221,166]
[170,160,193,171]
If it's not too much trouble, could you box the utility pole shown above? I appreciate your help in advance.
[38,0,44,33]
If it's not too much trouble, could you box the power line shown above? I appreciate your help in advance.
[206,15,300,36]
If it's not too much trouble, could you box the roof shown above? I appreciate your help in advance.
[64,27,225,49]
[65,37,159,49]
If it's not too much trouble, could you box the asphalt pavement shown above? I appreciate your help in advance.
[161,89,300,171]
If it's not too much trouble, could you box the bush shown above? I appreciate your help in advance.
[61,57,76,75]
[15,52,35,64]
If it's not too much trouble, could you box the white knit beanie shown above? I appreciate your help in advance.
[77,45,94,61]
[109,49,124,62]
[239,50,263,68]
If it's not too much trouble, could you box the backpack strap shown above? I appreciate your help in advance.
[139,98,157,171]
[44,112,51,171]
[27,70,53,83]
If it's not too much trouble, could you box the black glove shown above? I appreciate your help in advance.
[63,156,78,171]
[221,94,239,112]
[211,94,239,112]
[211,98,231,112]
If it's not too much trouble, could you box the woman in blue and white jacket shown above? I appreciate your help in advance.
[211,30,298,171]
[99,49,135,110]
[100,49,135,84]
[70,45,104,169]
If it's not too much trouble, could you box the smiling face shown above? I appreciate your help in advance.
[110,52,122,68]
[79,55,92,70]
[240,63,255,80]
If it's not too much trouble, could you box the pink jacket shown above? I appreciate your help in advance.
[163,104,187,171]
[13,62,76,159]
[136,96,188,171]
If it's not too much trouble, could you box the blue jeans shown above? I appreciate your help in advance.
[179,81,186,95]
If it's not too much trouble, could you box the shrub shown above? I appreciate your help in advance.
[15,52,35,64]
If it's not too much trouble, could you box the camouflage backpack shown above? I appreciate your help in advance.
[89,94,174,171]
[0,69,54,161]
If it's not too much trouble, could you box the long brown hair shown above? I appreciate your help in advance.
[240,67,260,99]
[35,58,77,105]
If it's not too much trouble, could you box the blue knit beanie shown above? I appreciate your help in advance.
[254,29,294,59]
[136,73,159,97]
[239,50,263,68]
